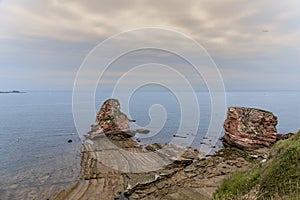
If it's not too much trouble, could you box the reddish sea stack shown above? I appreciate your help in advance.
[223,107,278,150]
[96,98,130,132]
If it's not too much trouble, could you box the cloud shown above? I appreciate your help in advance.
[0,0,300,90]
[1,0,299,45]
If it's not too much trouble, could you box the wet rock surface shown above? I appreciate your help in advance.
[223,107,278,150]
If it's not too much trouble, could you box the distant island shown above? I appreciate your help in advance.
[0,90,25,94]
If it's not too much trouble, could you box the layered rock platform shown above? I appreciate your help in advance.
[52,102,290,200]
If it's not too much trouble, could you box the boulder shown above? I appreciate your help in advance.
[145,143,163,152]
[96,98,130,135]
[223,107,278,150]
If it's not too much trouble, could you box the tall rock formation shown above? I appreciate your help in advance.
[96,98,130,132]
[223,107,278,150]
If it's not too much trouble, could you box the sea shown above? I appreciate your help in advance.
[0,90,299,199]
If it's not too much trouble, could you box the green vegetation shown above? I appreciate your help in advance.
[213,163,263,200]
[214,130,300,200]
[98,116,114,122]
[253,108,273,115]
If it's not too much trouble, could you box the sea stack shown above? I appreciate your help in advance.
[96,98,130,132]
[223,107,278,150]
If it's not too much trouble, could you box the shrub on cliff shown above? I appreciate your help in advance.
[214,130,300,200]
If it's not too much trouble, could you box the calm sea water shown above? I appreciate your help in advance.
[0,90,299,198]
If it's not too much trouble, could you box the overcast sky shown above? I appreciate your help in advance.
[1,0,300,91]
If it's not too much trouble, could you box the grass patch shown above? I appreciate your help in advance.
[214,164,262,200]
[214,130,300,200]
[259,131,300,199]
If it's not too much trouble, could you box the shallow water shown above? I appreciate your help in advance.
[0,90,299,199]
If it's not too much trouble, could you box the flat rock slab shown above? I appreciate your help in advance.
[51,135,256,200]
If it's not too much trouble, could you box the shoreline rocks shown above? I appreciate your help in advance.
[51,102,294,200]
[53,139,255,200]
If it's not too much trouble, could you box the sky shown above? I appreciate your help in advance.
[0,0,300,91]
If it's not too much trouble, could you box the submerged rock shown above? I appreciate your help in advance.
[135,128,150,134]
[223,107,278,150]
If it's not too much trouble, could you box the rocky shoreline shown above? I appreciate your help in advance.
[51,99,294,200]
[52,136,262,199]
